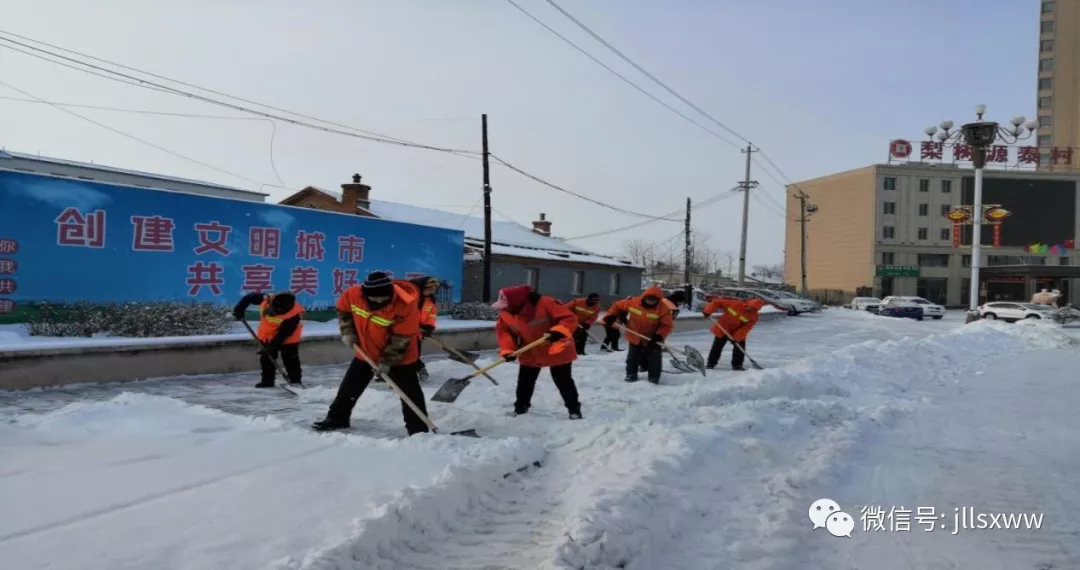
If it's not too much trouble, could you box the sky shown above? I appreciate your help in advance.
[0,0,1042,270]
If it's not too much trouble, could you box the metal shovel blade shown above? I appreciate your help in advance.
[431,377,471,403]
[683,345,707,376]
[668,358,694,373]
[449,429,480,438]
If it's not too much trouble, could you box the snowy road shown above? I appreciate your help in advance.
[3,310,1078,569]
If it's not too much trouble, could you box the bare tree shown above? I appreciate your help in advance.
[751,263,785,281]
[623,239,655,268]
[718,250,735,278]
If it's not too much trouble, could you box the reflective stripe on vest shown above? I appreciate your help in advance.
[574,306,597,315]
[726,306,750,323]
[351,305,394,327]
[629,307,660,320]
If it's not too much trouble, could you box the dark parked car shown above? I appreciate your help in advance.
[879,297,924,321]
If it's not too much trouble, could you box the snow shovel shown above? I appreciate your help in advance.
[616,324,705,376]
[585,328,614,352]
[240,320,302,395]
[431,336,551,403]
[426,336,500,387]
[709,317,764,370]
[352,344,479,438]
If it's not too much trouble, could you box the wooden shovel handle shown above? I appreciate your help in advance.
[352,344,439,433]
[426,336,499,386]
[462,335,551,381]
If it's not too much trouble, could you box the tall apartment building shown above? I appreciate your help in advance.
[1040,0,1077,166]
[784,163,1080,306]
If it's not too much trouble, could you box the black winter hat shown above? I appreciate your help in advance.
[362,271,394,298]
[586,293,600,303]
[269,291,296,314]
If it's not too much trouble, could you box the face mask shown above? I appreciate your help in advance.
[367,296,391,309]
[642,296,659,308]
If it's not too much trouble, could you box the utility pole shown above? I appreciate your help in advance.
[794,191,816,296]
[683,197,692,306]
[481,114,493,303]
[737,144,758,286]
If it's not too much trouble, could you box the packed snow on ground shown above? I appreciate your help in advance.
[2,310,1078,569]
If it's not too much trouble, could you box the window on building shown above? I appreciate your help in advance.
[919,179,929,192]
[940,204,951,216]
[1040,58,1054,71]
[918,203,929,216]
[883,226,895,239]
[1040,115,1052,127]
[1043,20,1054,32]
[1039,134,1053,147]
[941,180,952,193]
[918,254,950,267]
[882,252,895,265]
[883,201,896,215]
[1042,39,1054,52]
[609,272,621,295]
[940,228,951,240]
[1061,257,1070,266]
[883,177,896,190]
[961,254,972,268]
[1041,151,1052,165]
[1040,96,1053,108]
[880,277,894,298]
[917,227,928,240]
[524,267,541,289]
[916,278,948,305]
[571,271,584,295]
[1040,78,1053,90]
[1043,1,1055,12]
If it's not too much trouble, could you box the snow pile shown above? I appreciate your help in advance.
[0,393,543,570]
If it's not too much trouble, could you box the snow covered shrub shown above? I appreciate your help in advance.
[441,302,499,321]
[106,302,233,338]
[24,301,233,338]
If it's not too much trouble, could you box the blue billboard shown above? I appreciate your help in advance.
[0,170,464,319]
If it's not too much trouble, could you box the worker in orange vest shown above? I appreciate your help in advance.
[603,286,675,384]
[409,275,441,381]
[564,292,601,355]
[494,285,583,419]
[233,291,304,388]
[702,297,763,371]
[313,272,428,435]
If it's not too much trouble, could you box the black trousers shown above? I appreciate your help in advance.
[515,363,581,415]
[707,336,746,369]
[573,327,589,355]
[626,342,661,380]
[260,343,301,384]
[327,358,430,435]
[603,325,621,351]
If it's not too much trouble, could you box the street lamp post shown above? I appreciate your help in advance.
[926,105,1037,323]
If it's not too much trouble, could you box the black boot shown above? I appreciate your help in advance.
[569,411,583,420]
[647,376,660,385]
[624,374,639,383]
[311,416,350,431]
[255,381,275,388]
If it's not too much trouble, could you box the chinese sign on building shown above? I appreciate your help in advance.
[889,139,1074,168]
[875,265,920,278]
[0,170,465,319]
[943,205,1010,248]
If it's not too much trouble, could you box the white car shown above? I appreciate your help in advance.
[882,296,945,319]
[979,302,1056,322]
[850,297,881,313]
[769,290,821,312]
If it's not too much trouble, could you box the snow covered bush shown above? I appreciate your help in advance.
[24,301,233,338]
[441,302,499,321]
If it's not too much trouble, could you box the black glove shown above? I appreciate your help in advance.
[420,325,435,338]
[546,330,567,342]
[501,352,518,363]
[647,334,664,349]
[233,292,265,321]
[617,313,629,325]
[603,315,617,327]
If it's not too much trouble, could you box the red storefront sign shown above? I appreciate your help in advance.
[992,224,1002,248]
[953,224,961,247]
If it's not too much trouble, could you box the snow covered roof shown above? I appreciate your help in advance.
[299,187,640,269]
[0,149,268,197]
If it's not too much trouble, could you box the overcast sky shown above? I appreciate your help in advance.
[0,0,1038,268]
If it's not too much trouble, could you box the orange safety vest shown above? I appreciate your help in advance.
[495,296,577,368]
[257,298,304,345]
[419,296,438,328]
[335,281,421,365]
[565,298,601,326]
[607,287,674,345]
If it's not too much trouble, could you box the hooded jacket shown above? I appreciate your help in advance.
[704,297,763,341]
[409,276,439,329]
[564,297,601,327]
[605,286,675,345]
[494,286,577,368]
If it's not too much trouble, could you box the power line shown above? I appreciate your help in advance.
[490,153,680,221]
[541,0,750,146]
[0,79,267,186]
[0,32,481,155]
[564,187,739,241]
[503,0,739,148]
